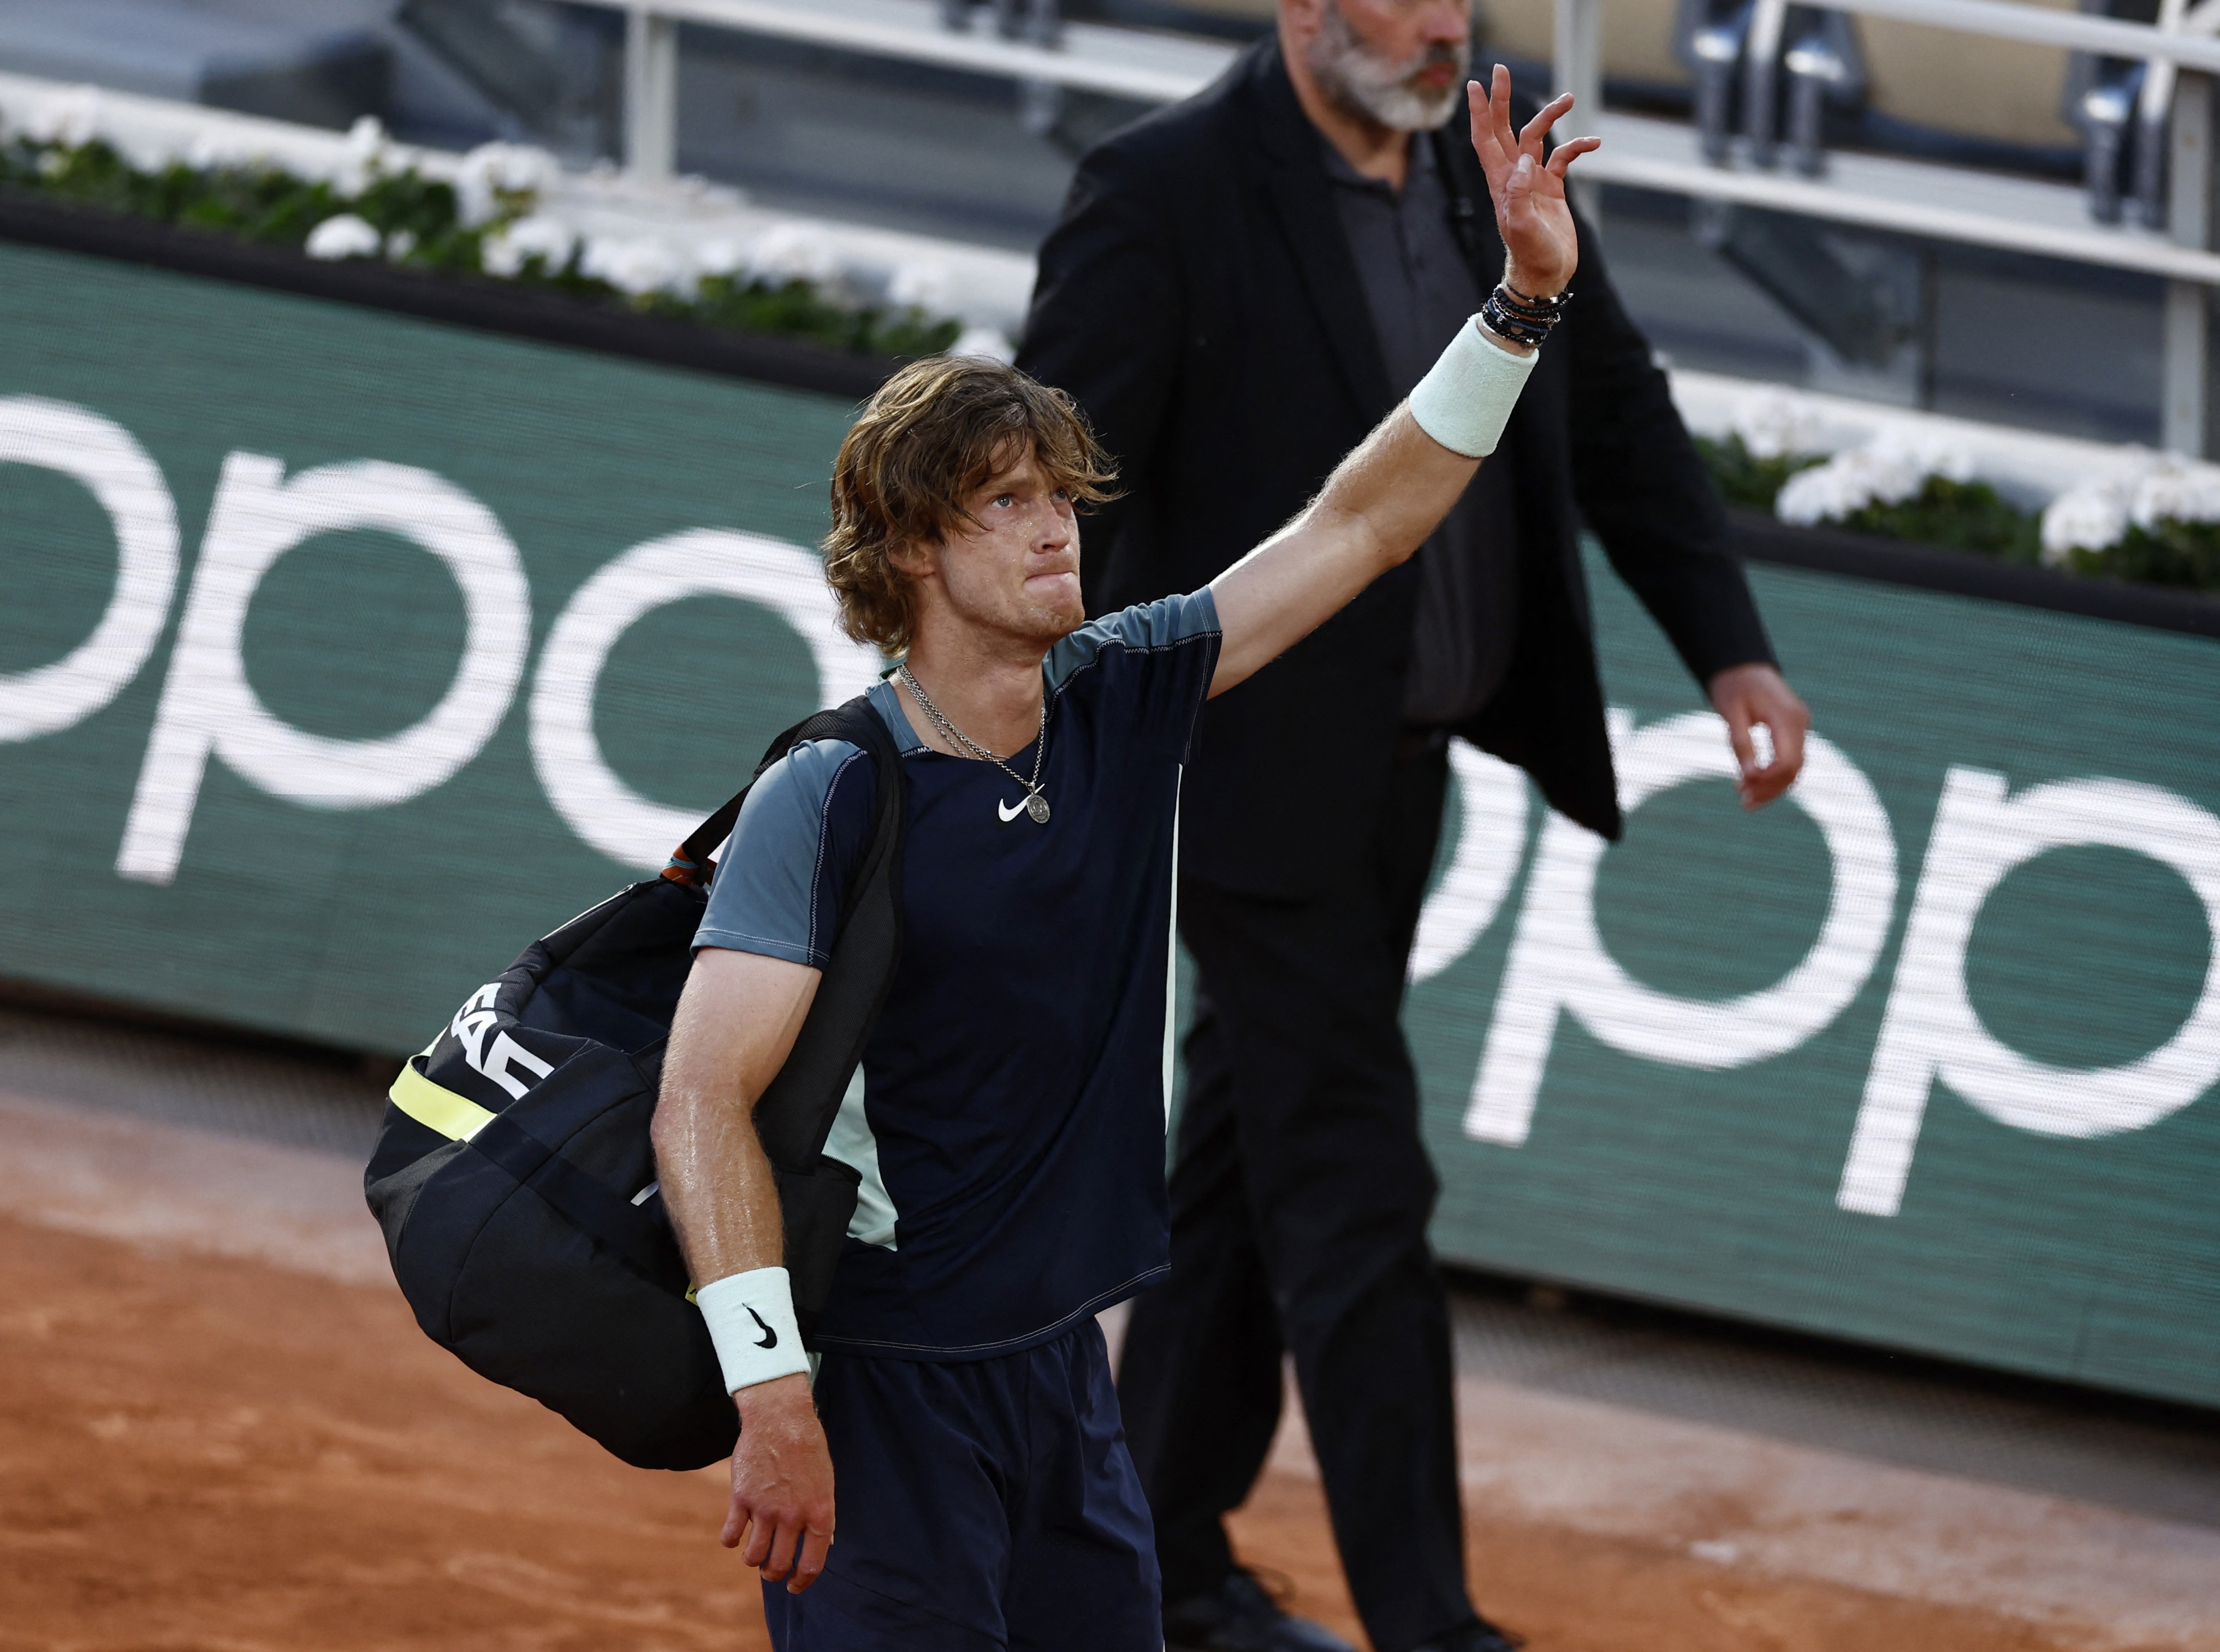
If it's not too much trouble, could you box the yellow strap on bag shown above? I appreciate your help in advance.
[388,1053,497,1143]
[389,1050,701,1303]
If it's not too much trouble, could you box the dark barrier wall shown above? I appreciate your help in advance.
[3,238,2217,1409]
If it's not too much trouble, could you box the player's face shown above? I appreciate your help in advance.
[933,449,1085,646]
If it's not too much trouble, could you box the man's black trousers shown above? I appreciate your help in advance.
[1119,740,1471,1652]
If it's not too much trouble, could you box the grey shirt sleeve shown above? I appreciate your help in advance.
[693,737,872,968]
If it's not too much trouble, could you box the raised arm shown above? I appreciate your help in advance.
[652,947,834,1594]
[1209,67,1598,697]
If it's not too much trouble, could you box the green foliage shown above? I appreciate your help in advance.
[1833,476,2042,563]
[2065,518,2220,590]
[1694,432,1822,511]
[640,272,961,358]
[0,133,960,359]
[0,136,467,255]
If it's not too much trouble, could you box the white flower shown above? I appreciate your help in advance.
[344,114,388,163]
[456,141,557,225]
[334,114,391,196]
[1869,424,1974,486]
[1857,445,1931,505]
[481,213,577,278]
[1731,386,1820,462]
[304,213,383,261]
[25,86,101,149]
[2129,460,2220,529]
[888,261,955,314]
[947,325,1016,363]
[1773,427,1973,526]
[581,235,687,298]
[384,228,417,261]
[2040,483,2130,563]
[1776,448,1906,525]
[749,223,842,288]
[692,237,749,279]
[1775,457,1856,525]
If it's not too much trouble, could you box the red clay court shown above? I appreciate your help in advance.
[1,1006,2213,1652]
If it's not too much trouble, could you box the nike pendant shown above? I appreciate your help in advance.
[997,794,1051,825]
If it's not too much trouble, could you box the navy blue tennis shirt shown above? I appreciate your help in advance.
[696,591,1222,1359]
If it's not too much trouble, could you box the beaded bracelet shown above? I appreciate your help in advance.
[1499,279,1572,314]
[1479,281,1572,348]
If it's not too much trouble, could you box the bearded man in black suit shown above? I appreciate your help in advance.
[1018,5,1811,1650]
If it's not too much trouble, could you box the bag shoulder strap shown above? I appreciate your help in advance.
[750,697,908,1171]
[663,693,898,888]
[656,691,909,1174]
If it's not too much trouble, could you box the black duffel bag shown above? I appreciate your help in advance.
[363,695,904,1471]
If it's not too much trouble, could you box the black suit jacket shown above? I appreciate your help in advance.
[1018,40,1774,899]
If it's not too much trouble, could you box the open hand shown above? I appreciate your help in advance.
[724,1374,835,1594]
[1467,64,1601,301]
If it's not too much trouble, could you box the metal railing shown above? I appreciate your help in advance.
[602,0,1233,162]
[581,0,2220,454]
[1554,0,2220,453]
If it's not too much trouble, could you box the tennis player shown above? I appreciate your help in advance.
[651,69,1596,1651]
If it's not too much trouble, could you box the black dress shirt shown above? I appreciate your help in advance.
[1321,132,1519,727]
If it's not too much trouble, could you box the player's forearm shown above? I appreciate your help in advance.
[652,1056,786,1289]
[651,950,818,1289]
[1207,323,1536,695]
[1204,408,1475,692]
[1309,399,1489,574]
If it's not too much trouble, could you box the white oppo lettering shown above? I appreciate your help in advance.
[1837,769,2220,1216]
[1437,716,2220,1216]
[1466,710,1898,1147]
[116,452,532,884]
[0,396,179,742]
[2,398,856,880]
[8,396,2218,1215]
[1408,739,1531,985]
[529,528,882,870]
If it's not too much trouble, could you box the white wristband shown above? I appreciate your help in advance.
[696,1265,811,1395]
[1407,316,1539,459]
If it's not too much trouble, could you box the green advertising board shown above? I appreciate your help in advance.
[2,237,2216,1409]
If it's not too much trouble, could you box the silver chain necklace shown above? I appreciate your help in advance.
[895,663,1052,825]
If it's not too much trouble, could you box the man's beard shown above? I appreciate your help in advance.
[1307,1,1470,132]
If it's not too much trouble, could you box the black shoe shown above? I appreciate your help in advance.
[1408,1618,1525,1652]
[1162,1571,1357,1652]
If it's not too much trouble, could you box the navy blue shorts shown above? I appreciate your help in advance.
[761,1318,1160,1651]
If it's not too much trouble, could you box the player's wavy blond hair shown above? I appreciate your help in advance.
[823,355,1118,657]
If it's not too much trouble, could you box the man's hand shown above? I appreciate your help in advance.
[723,1373,836,1594]
[1467,64,1600,301]
[1708,662,1810,810]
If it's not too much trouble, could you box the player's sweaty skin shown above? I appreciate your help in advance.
[650,63,1598,1598]
[655,952,828,1590]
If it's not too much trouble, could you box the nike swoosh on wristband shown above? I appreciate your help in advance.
[996,797,1028,823]
[746,1305,778,1349]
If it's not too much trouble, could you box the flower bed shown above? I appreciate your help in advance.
[1697,390,2220,595]
[0,98,965,362]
